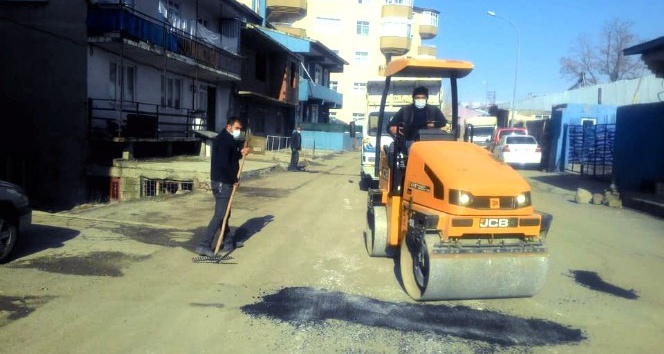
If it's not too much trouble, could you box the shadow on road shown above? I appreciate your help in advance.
[7,223,80,263]
[234,215,274,244]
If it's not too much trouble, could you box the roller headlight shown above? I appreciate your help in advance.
[450,189,474,206]
[516,192,532,207]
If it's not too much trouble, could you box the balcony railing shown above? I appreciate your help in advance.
[299,79,343,107]
[88,98,205,140]
[87,5,241,78]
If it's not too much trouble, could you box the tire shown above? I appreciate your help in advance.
[0,216,18,264]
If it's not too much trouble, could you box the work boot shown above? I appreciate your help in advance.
[195,246,214,257]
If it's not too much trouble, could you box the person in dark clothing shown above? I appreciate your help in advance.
[196,117,250,257]
[388,86,447,152]
[289,126,302,171]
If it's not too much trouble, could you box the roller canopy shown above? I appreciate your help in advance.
[383,58,474,78]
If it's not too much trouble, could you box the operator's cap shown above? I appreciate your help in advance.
[412,86,429,98]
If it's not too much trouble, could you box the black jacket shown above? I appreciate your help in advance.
[210,129,242,184]
[387,104,447,141]
[291,130,302,150]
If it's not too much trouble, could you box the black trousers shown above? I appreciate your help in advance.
[289,148,299,169]
[200,181,233,249]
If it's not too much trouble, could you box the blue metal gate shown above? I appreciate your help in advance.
[564,123,616,179]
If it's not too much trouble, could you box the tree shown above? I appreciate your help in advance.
[560,18,644,86]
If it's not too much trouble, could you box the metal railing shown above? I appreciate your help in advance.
[87,5,241,77]
[88,98,205,140]
[266,135,291,151]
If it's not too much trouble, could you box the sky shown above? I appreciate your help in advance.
[415,0,664,105]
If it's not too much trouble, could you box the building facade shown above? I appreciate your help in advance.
[288,0,440,124]
[0,0,304,207]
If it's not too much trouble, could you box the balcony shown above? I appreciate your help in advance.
[380,36,411,56]
[299,79,343,108]
[381,3,413,20]
[87,5,242,81]
[419,24,437,39]
[266,0,307,23]
[274,24,307,38]
[418,10,439,39]
[418,45,436,57]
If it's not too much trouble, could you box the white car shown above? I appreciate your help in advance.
[493,134,542,168]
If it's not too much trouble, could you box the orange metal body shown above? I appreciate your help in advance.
[379,140,543,247]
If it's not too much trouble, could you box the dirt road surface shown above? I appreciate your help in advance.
[1,152,662,353]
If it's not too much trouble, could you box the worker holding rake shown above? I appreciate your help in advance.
[195,116,249,258]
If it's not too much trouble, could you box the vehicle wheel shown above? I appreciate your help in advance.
[0,217,18,263]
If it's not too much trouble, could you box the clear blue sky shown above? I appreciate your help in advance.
[416,0,664,105]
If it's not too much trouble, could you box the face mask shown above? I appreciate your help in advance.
[232,129,242,139]
[414,99,427,109]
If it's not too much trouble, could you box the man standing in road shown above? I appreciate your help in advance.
[289,126,302,171]
[388,86,447,152]
[196,117,250,257]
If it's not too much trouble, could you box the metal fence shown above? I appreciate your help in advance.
[266,135,291,151]
[88,98,203,140]
[564,123,616,179]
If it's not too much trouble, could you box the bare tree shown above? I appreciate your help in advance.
[560,18,644,86]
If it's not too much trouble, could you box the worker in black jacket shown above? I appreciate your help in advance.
[289,126,302,171]
[196,117,249,257]
[388,86,447,152]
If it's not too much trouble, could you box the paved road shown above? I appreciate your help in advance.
[1,151,662,353]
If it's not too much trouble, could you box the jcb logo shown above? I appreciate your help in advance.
[479,218,510,228]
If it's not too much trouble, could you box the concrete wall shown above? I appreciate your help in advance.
[0,1,89,209]
[614,102,664,192]
[301,131,353,152]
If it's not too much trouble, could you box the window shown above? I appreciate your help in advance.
[421,11,439,27]
[358,0,370,4]
[356,21,369,36]
[352,113,365,121]
[315,17,341,32]
[353,82,367,93]
[161,75,182,108]
[314,65,323,85]
[382,19,411,37]
[109,62,135,102]
[354,51,369,65]
[330,81,338,91]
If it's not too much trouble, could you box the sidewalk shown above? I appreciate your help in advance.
[522,170,664,219]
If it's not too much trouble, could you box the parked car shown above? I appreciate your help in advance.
[488,127,528,152]
[493,135,542,168]
[0,180,31,263]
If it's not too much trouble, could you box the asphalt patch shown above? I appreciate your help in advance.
[241,287,585,347]
[239,187,290,198]
[0,295,54,327]
[9,251,149,277]
[569,270,639,300]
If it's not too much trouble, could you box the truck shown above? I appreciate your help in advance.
[463,115,497,148]
[361,78,443,188]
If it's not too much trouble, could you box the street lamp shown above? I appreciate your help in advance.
[487,10,520,127]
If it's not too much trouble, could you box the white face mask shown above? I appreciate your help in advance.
[232,129,242,139]
[414,99,427,109]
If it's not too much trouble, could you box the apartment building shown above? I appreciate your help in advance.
[237,0,348,125]
[0,0,301,208]
[286,0,441,124]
